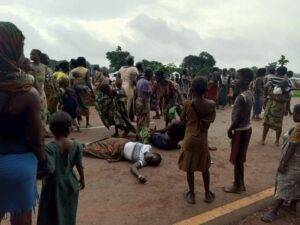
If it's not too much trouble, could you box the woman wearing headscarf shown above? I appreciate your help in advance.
[41,53,60,115]
[0,22,44,225]
[30,48,51,137]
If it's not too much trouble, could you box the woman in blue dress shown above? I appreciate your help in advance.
[0,22,44,225]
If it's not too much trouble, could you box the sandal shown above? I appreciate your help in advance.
[204,191,215,203]
[183,190,195,204]
[261,211,278,223]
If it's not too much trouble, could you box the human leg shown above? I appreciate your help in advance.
[85,110,91,128]
[202,169,215,203]
[253,94,259,119]
[275,127,282,146]
[261,124,270,145]
[183,172,195,204]
[223,163,243,194]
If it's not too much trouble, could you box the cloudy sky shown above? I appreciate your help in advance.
[1,0,299,71]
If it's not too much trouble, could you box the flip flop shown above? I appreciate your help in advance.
[261,211,278,223]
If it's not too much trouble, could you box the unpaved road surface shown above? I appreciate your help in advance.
[3,99,298,225]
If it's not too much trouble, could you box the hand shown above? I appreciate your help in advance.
[107,158,119,163]
[227,129,234,139]
[79,179,85,190]
[278,164,287,174]
[138,175,147,184]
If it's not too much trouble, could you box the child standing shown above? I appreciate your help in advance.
[223,68,254,194]
[178,77,216,204]
[62,88,80,132]
[261,104,300,223]
[37,112,85,225]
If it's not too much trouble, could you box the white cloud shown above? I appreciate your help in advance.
[0,0,299,71]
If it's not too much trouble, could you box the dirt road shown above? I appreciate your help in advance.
[3,99,298,225]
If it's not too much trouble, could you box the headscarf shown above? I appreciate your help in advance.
[0,22,25,74]
[0,22,32,92]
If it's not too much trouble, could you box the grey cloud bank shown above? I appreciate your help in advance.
[1,0,299,71]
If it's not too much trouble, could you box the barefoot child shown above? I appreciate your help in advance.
[178,77,216,204]
[223,68,254,194]
[37,112,85,225]
[261,104,300,223]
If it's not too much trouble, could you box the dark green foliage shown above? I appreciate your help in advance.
[278,55,289,67]
[106,46,131,72]
[181,51,216,77]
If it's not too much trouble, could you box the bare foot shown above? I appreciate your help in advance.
[183,190,195,204]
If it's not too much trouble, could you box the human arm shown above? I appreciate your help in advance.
[180,102,188,123]
[152,124,171,134]
[199,103,216,130]
[75,143,85,189]
[130,162,147,184]
[228,95,243,139]
[86,71,95,96]
[76,164,85,189]
[26,89,45,163]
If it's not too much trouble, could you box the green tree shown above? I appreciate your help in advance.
[251,66,258,76]
[164,63,180,75]
[141,59,164,72]
[266,62,277,73]
[106,46,131,72]
[278,55,289,67]
[181,51,216,77]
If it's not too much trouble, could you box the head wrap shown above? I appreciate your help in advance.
[0,22,25,74]
[0,22,31,92]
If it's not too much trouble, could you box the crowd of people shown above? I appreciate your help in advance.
[0,22,299,225]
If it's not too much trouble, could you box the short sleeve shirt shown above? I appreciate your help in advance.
[123,142,152,167]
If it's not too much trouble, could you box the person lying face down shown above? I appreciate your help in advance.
[84,138,162,184]
[150,120,186,150]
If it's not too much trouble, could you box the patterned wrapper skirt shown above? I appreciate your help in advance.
[84,138,128,160]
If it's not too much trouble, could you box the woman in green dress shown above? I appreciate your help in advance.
[37,112,85,225]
